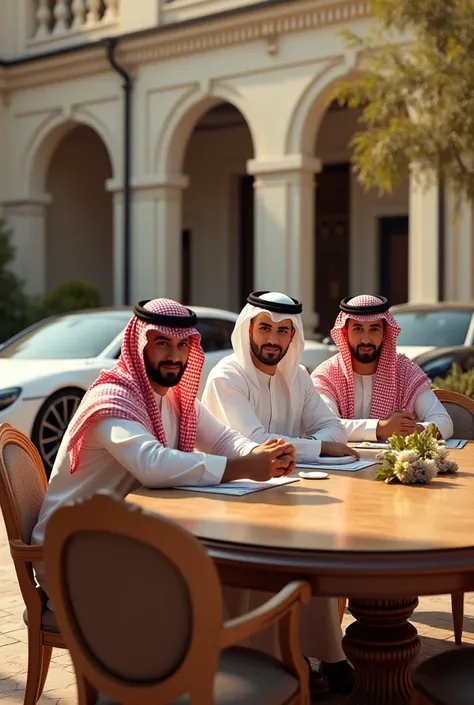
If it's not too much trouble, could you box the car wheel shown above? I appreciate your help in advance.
[31,388,84,477]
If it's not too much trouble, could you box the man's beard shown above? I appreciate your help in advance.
[349,342,383,364]
[250,337,290,367]
[144,355,187,387]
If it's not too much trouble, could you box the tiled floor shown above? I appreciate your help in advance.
[1,515,473,704]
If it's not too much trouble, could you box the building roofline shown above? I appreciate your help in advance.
[0,0,291,67]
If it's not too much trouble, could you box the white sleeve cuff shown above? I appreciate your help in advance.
[365,419,379,441]
[301,439,322,462]
[201,454,227,485]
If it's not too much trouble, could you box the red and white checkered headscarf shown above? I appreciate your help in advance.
[67,299,203,473]
[312,294,430,419]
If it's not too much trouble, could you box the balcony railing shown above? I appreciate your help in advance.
[31,1,119,42]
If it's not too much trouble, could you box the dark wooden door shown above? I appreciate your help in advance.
[379,215,409,305]
[315,163,350,335]
[239,175,254,307]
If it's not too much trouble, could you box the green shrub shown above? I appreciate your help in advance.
[39,279,102,318]
[0,219,29,342]
[0,217,102,338]
[433,363,474,400]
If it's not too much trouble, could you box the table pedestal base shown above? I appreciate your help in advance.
[343,597,421,705]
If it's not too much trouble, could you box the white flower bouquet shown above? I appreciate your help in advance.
[376,424,459,484]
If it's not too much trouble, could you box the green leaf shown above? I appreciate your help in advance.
[332,0,474,202]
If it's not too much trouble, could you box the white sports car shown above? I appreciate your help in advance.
[0,306,336,474]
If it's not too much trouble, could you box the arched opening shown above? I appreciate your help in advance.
[182,102,255,311]
[45,124,114,304]
[314,101,409,334]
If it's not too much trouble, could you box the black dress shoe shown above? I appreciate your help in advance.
[320,660,355,695]
[303,656,330,696]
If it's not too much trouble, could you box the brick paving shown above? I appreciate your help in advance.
[0,514,473,704]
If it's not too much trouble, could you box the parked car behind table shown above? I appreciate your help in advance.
[413,346,474,381]
[0,306,335,475]
[390,302,474,358]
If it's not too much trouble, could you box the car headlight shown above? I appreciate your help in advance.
[0,388,22,411]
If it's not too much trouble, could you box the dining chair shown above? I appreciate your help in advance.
[411,647,474,705]
[0,422,65,705]
[434,388,474,645]
[433,389,474,440]
[43,489,312,705]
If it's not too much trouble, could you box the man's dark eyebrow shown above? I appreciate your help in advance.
[152,334,172,341]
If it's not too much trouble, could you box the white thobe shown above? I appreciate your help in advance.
[320,373,454,442]
[32,390,257,589]
[203,358,347,664]
[203,361,346,462]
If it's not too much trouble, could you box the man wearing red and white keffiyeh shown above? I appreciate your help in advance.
[31,298,295,589]
[312,295,453,442]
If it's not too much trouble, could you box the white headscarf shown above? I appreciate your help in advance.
[231,292,305,414]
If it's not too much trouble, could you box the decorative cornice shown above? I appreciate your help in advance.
[123,0,371,66]
[3,0,371,92]
[7,51,111,91]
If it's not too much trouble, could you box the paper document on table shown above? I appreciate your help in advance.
[353,441,388,449]
[445,439,468,449]
[176,475,300,496]
[296,459,379,472]
[354,439,467,450]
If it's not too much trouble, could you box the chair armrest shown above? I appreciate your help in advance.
[221,580,311,648]
[10,539,43,562]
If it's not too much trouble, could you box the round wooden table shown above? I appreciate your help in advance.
[130,445,474,705]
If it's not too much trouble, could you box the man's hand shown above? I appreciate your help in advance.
[223,438,296,483]
[320,442,360,460]
[377,411,417,439]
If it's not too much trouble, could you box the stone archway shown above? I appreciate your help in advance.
[285,61,410,333]
[181,101,255,311]
[45,124,114,304]
[313,102,409,334]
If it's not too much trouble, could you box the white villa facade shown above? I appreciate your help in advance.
[1,0,473,334]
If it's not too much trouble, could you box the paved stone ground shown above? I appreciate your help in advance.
[1,515,473,704]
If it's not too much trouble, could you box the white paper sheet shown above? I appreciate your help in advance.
[354,439,468,450]
[176,475,300,496]
[296,459,379,472]
[353,441,388,449]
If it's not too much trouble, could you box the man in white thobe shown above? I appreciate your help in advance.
[202,290,356,696]
[32,298,295,593]
[312,295,453,442]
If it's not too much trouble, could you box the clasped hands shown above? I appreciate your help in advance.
[377,411,425,439]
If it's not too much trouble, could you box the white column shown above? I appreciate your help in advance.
[1,196,50,297]
[247,155,321,333]
[408,169,439,303]
[445,189,474,301]
[107,176,188,305]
